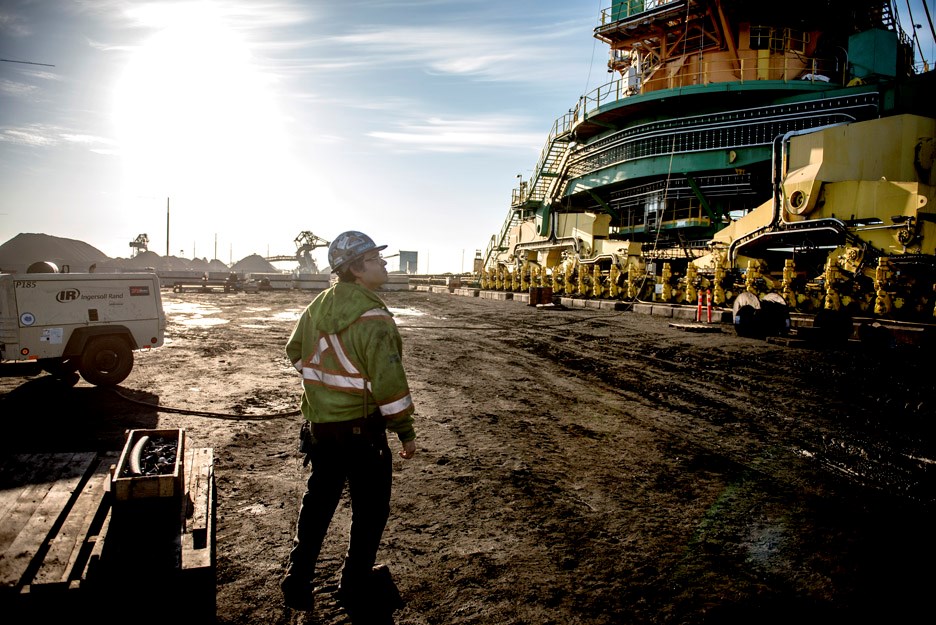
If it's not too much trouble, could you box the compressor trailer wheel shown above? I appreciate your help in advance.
[79,336,134,386]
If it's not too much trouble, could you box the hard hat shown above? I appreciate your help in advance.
[328,231,387,272]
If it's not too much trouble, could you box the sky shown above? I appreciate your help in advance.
[0,0,606,274]
[1,1,934,274]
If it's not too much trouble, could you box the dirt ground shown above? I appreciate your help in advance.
[2,286,934,625]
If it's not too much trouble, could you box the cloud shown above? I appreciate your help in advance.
[61,133,116,148]
[367,116,543,153]
[0,79,39,97]
[0,125,58,147]
[0,9,31,37]
[110,0,314,31]
[0,125,115,152]
[331,26,570,82]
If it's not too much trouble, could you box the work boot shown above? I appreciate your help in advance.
[338,564,404,619]
[371,564,405,611]
[281,574,315,612]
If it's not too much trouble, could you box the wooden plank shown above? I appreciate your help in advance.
[30,453,117,588]
[182,448,214,572]
[0,453,87,553]
[0,454,45,522]
[181,446,196,526]
[186,448,213,548]
[0,453,96,590]
[78,507,111,586]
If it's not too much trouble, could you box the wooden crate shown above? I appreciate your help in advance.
[111,428,185,501]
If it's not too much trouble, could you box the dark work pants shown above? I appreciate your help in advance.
[287,425,392,589]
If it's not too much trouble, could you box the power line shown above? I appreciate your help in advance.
[0,58,55,67]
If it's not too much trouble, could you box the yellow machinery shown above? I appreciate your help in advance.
[706,114,935,331]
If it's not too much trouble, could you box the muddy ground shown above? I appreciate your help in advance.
[1,287,934,624]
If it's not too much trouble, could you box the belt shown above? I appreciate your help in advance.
[311,411,385,439]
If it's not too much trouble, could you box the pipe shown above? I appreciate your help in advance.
[129,435,150,475]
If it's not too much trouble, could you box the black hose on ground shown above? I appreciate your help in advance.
[106,387,301,420]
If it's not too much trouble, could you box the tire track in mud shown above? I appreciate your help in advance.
[403,293,933,505]
[397,298,834,624]
[397,312,664,623]
[396,293,934,622]
[522,325,930,501]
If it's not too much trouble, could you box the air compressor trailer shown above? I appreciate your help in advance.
[0,271,166,385]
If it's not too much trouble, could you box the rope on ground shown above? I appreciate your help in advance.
[107,387,300,420]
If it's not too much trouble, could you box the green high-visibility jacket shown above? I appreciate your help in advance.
[286,282,416,443]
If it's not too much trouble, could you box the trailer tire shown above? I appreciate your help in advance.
[79,335,134,386]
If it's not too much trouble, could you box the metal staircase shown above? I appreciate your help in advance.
[482,112,576,269]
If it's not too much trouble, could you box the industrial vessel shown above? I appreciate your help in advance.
[480,0,936,339]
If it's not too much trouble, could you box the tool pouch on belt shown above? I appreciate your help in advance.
[298,421,314,467]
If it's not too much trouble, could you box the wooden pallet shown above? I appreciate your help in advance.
[0,446,215,617]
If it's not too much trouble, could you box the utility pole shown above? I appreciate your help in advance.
[165,197,170,256]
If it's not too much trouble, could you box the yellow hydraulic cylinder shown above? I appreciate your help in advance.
[660,263,673,302]
[745,259,760,295]
[627,267,639,300]
[874,257,894,316]
[564,263,575,296]
[520,262,530,292]
[609,264,620,298]
[713,253,726,305]
[823,257,841,311]
[685,263,698,304]
[592,264,602,298]
[781,259,797,308]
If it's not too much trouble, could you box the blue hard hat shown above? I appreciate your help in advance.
[328,231,387,272]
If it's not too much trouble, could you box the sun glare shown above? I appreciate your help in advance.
[113,6,294,238]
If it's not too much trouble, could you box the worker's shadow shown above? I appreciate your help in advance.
[0,374,161,453]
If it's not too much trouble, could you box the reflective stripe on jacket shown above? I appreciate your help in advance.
[286,282,416,442]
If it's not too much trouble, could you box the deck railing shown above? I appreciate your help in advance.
[598,0,682,26]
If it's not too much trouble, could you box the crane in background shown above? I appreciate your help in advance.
[129,234,149,258]
[266,231,330,273]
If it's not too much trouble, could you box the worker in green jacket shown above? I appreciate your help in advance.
[281,230,416,617]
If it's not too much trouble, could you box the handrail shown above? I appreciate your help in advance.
[508,54,841,207]
[598,0,684,27]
